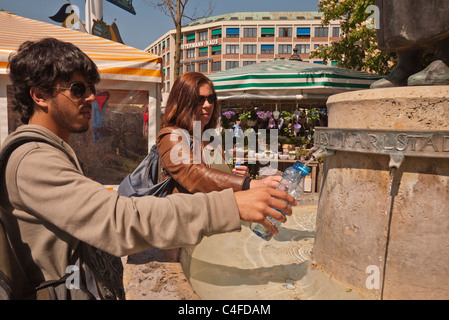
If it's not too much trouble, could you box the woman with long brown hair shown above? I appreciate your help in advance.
[157,72,280,195]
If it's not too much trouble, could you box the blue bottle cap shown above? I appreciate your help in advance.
[293,161,311,176]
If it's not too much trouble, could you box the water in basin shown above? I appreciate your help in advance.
[183,198,372,300]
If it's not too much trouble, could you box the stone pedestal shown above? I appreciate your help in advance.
[312,86,449,299]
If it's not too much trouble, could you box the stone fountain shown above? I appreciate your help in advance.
[312,86,449,299]
[312,1,449,299]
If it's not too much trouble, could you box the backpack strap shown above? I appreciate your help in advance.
[0,137,85,300]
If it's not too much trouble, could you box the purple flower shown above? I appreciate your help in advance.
[222,111,235,119]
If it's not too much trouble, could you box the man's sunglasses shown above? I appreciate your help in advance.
[55,81,96,98]
[198,94,217,105]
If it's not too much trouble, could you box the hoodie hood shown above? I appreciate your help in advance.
[0,124,81,173]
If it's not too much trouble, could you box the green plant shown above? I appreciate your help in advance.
[280,110,292,122]
[238,110,252,121]
[306,108,320,123]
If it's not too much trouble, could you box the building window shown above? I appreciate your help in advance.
[226,28,240,38]
[279,27,292,37]
[211,61,221,71]
[279,44,292,54]
[243,44,257,54]
[211,45,222,55]
[332,27,340,37]
[198,47,208,57]
[167,52,170,64]
[226,61,239,70]
[243,28,257,37]
[199,31,208,41]
[179,65,183,75]
[199,62,208,73]
[187,49,195,59]
[211,28,222,39]
[261,44,274,54]
[186,33,196,43]
[243,61,256,66]
[261,28,275,37]
[186,64,195,72]
[315,27,329,37]
[296,44,310,54]
[297,27,311,39]
[226,45,239,54]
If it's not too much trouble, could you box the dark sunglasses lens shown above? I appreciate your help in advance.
[70,82,87,98]
[199,95,216,105]
[207,94,216,104]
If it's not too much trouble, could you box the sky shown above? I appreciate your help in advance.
[0,0,320,50]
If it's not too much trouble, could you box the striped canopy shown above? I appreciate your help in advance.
[0,12,162,82]
[208,59,383,101]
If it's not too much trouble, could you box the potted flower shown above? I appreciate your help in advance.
[288,151,296,160]
[264,150,273,159]
[222,110,235,120]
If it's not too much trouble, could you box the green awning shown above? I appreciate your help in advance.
[186,33,195,40]
[211,45,222,51]
[261,28,275,35]
[207,59,384,101]
[199,47,208,53]
[211,29,222,35]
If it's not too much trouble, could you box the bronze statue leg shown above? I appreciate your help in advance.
[408,38,449,86]
[371,50,423,89]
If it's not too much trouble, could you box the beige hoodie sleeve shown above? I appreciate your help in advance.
[6,142,242,257]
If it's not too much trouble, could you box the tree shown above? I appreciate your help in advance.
[310,0,397,75]
[147,0,214,81]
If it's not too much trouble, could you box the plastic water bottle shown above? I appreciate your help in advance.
[250,161,311,241]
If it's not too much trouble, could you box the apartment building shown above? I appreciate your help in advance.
[145,11,341,93]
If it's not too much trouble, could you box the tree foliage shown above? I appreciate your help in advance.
[310,0,397,75]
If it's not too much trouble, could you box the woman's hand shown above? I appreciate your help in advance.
[249,175,282,189]
[234,187,296,235]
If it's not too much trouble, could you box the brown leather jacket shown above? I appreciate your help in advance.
[156,126,249,194]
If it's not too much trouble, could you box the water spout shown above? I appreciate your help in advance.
[388,154,404,170]
[305,146,335,165]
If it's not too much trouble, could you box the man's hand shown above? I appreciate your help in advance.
[232,164,250,177]
[234,187,296,235]
[249,175,282,189]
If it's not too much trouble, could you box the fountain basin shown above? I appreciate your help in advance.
[180,196,371,300]
[313,86,449,299]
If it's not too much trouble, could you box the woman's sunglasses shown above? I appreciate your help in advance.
[55,81,97,98]
[198,94,217,105]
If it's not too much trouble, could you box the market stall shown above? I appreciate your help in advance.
[208,59,382,191]
[0,12,162,184]
[208,59,382,159]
